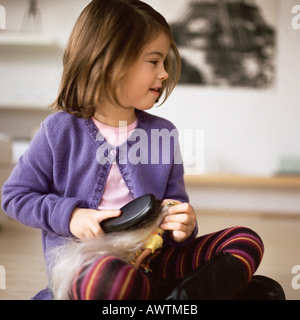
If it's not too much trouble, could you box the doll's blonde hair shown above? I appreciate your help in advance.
[49,205,169,300]
[53,0,181,118]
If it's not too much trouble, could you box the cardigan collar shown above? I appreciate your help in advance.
[83,109,149,146]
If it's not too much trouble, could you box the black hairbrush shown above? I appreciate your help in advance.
[100,194,162,233]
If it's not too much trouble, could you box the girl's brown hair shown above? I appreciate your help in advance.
[53,0,181,119]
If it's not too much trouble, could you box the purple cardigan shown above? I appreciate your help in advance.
[1,110,197,299]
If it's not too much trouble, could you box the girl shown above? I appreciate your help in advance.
[2,0,274,300]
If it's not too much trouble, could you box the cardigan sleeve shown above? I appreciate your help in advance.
[1,122,84,237]
[162,133,198,247]
[163,160,199,247]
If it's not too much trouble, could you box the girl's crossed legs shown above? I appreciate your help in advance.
[70,226,264,300]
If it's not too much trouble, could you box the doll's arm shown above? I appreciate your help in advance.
[134,249,152,269]
[134,228,164,269]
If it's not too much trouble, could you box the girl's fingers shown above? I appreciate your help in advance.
[91,224,104,238]
[160,200,197,243]
[82,229,95,241]
[163,213,190,224]
[172,230,188,242]
[160,221,188,233]
[167,202,191,214]
[97,209,121,223]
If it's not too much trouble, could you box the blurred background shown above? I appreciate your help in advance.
[0,0,299,299]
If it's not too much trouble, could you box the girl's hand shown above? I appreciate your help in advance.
[69,208,121,241]
[160,199,197,243]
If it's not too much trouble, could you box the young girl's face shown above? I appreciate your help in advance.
[117,32,170,111]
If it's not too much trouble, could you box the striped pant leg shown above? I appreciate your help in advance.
[70,255,152,300]
[150,226,264,282]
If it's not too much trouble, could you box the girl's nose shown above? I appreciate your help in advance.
[158,66,169,81]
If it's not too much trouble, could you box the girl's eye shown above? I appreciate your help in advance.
[150,60,158,65]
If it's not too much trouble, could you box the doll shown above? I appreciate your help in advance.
[50,195,172,299]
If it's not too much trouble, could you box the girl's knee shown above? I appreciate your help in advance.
[70,255,151,300]
[234,226,264,252]
[221,226,264,279]
[222,226,264,256]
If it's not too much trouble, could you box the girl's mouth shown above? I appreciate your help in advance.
[149,87,161,97]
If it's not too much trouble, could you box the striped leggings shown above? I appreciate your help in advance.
[70,226,264,300]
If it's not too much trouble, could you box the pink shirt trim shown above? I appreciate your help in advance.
[92,118,137,210]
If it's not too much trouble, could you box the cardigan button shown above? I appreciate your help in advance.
[110,149,117,157]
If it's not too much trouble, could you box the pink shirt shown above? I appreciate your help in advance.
[92,118,137,210]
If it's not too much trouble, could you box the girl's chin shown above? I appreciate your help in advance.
[134,104,156,111]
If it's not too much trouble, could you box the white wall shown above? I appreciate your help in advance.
[148,0,300,176]
[0,0,300,177]
[0,0,90,106]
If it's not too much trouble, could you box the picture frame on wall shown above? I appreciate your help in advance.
[158,0,277,89]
